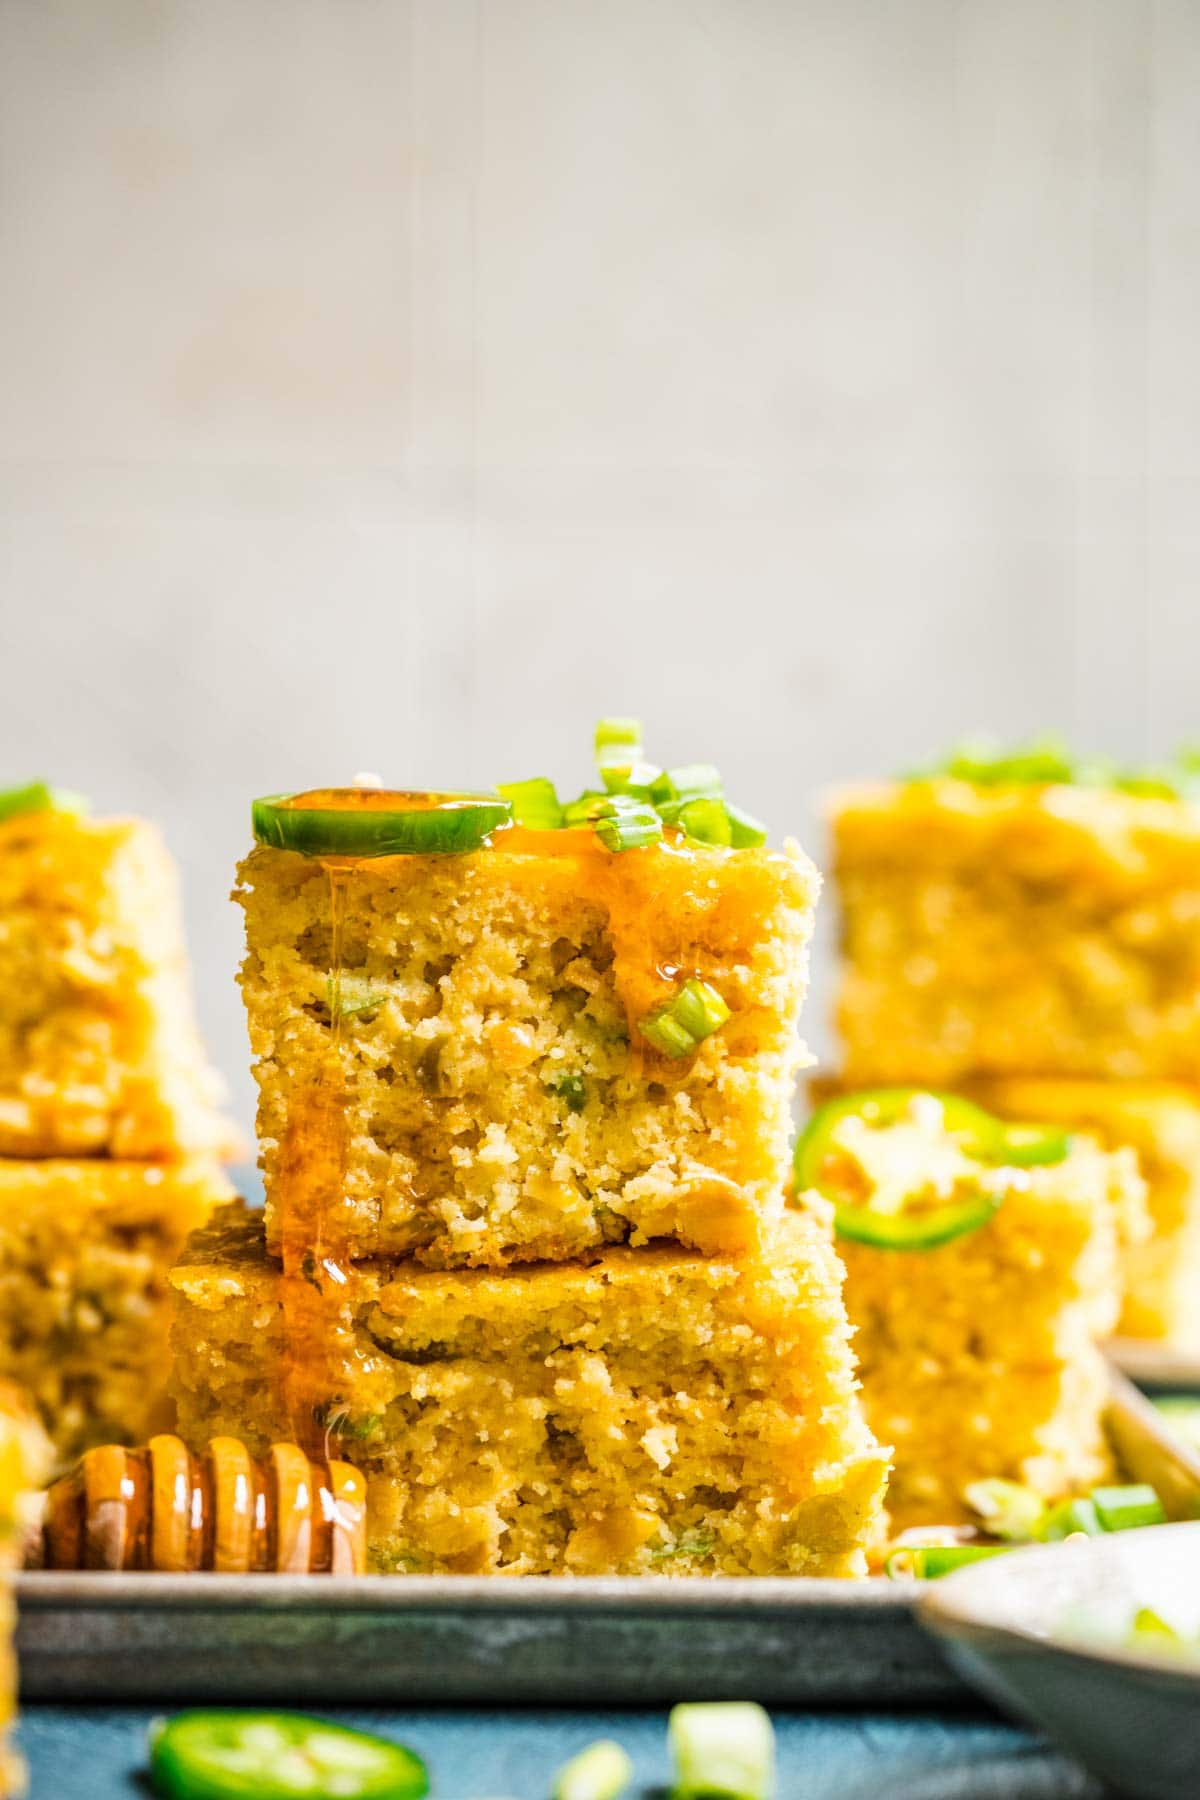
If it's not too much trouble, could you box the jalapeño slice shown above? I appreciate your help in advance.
[251,790,511,858]
[793,1088,1009,1252]
[148,1710,428,1800]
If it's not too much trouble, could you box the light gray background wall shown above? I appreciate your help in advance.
[1,0,1197,1133]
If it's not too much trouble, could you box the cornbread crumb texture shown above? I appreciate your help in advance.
[833,779,1200,1083]
[0,810,232,1158]
[171,1201,888,1577]
[237,839,818,1265]
[0,1158,232,1474]
[970,1076,1200,1346]
[837,1139,1145,1529]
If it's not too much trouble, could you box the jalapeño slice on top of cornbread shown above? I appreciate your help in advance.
[795,1088,1148,1532]
[831,742,1200,1085]
[0,786,231,1158]
[170,1200,889,1577]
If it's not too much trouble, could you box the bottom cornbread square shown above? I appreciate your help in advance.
[0,1158,233,1474]
[170,1200,889,1577]
[968,1077,1200,1346]
[839,1140,1145,1532]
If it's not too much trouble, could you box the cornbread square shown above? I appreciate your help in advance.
[834,1138,1146,1531]
[236,836,817,1265]
[832,779,1200,1084]
[969,1077,1200,1346]
[0,808,231,1157]
[0,1158,232,1473]
[0,1388,48,1799]
[170,1200,889,1576]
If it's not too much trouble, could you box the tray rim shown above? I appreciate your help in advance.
[15,1568,912,1614]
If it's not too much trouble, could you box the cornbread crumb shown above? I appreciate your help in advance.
[0,809,232,1157]
[170,1200,889,1576]
[0,1158,232,1473]
[834,1137,1147,1530]
[832,779,1200,1083]
[236,836,818,1265]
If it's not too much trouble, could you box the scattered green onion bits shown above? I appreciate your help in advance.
[251,791,511,858]
[886,1478,1172,1577]
[640,978,730,1058]
[147,1710,429,1800]
[505,719,768,852]
[0,780,89,824]
[551,1738,634,1800]
[668,1702,775,1800]
[906,736,1200,801]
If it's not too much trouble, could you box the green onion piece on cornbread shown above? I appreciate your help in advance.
[0,781,89,823]
[639,978,731,1059]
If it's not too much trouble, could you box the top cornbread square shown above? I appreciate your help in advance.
[833,779,1200,1084]
[236,833,818,1265]
[0,809,230,1157]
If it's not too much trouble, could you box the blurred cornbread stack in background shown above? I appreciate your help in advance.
[0,784,233,1469]
[173,723,889,1576]
[828,743,1200,1346]
[795,1090,1147,1530]
[0,1387,49,1797]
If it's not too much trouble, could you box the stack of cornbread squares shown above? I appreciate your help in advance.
[816,758,1200,1527]
[0,788,233,1473]
[171,735,890,1575]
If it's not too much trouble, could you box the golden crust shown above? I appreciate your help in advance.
[170,1200,889,1576]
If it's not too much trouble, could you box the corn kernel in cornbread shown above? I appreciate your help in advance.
[0,808,231,1157]
[170,1200,889,1576]
[832,779,1200,1084]
[832,1130,1146,1530]
[969,1077,1200,1346]
[236,833,817,1265]
[0,1387,48,1798]
[0,1158,232,1473]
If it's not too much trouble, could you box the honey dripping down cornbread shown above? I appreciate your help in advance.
[170,1199,889,1576]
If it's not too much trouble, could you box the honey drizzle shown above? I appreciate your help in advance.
[275,862,358,1458]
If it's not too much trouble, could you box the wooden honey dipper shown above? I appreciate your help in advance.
[33,1435,367,1574]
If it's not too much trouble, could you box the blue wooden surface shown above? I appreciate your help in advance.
[18,1704,1100,1798]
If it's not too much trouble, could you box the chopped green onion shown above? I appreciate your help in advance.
[551,1739,633,1800]
[1130,1607,1181,1643]
[252,791,511,857]
[1039,1497,1103,1541]
[595,718,657,794]
[562,791,612,827]
[497,777,564,830]
[0,781,89,824]
[147,1710,429,1800]
[649,1528,716,1562]
[885,1544,1012,1580]
[963,1479,1046,1543]
[725,802,768,849]
[650,764,723,821]
[1091,1484,1167,1533]
[593,798,662,853]
[326,974,387,1020]
[640,978,730,1057]
[677,797,732,847]
[546,1072,587,1113]
[668,1702,775,1800]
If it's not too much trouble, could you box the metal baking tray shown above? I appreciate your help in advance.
[16,1368,1199,1707]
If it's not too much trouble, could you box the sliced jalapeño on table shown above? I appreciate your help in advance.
[148,1710,429,1800]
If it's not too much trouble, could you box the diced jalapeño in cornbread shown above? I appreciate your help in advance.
[236,734,818,1267]
[170,1200,889,1577]
[796,1088,1147,1531]
[832,757,1200,1084]
[0,793,231,1157]
[0,1158,232,1473]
